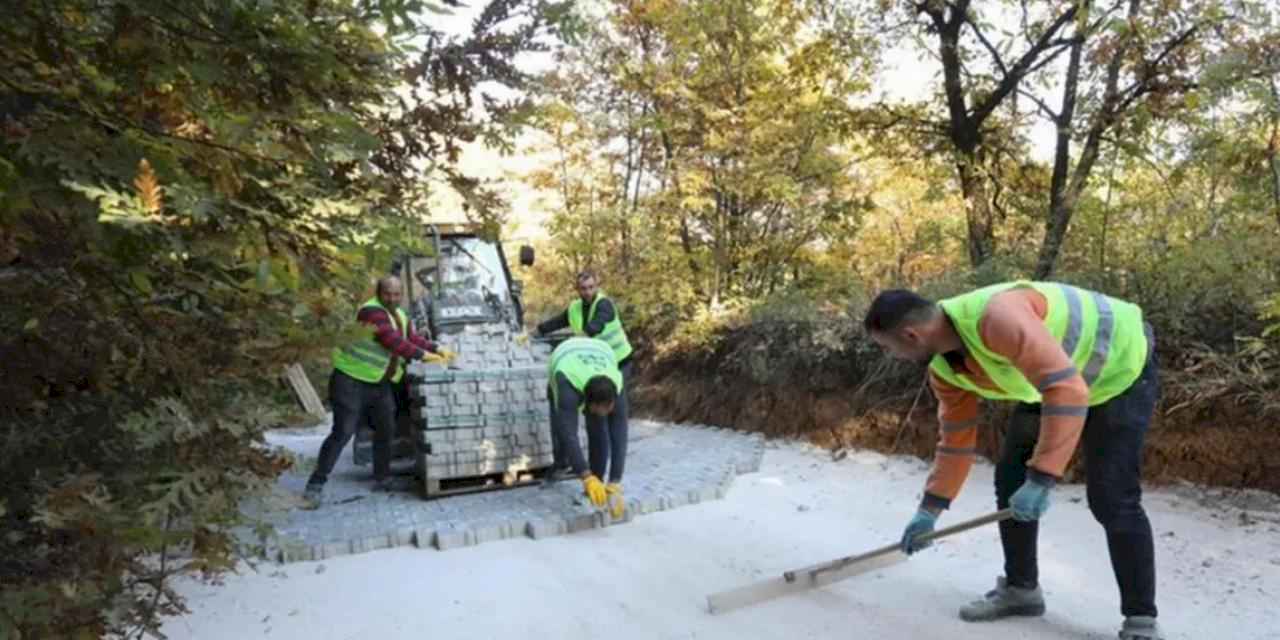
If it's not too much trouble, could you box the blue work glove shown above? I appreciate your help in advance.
[1009,470,1055,521]
[900,509,938,555]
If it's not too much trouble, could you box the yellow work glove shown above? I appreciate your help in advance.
[605,482,625,519]
[436,347,457,362]
[514,332,530,347]
[581,474,608,507]
[421,351,447,364]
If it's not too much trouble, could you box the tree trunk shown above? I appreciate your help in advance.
[1268,75,1280,229]
[957,152,996,268]
[935,4,997,269]
[1034,0,1140,280]
[917,0,1079,270]
[1034,34,1084,280]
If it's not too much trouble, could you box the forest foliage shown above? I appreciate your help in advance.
[3,0,1280,637]
[0,0,570,637]
[521,0,1280,374]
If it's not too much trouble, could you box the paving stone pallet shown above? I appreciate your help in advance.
[409,331,555,497]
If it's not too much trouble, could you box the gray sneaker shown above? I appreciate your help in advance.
[1119,616,1162,640]
[301,483,323,509]
[959,576,1046,622]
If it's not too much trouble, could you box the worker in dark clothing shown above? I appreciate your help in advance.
[545,336,626,518]
[534,270,633,493]
[303,276,452,507]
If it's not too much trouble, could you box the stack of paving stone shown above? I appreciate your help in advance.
[407,330,556,486]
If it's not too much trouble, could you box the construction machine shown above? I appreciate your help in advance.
[352,223,566,498]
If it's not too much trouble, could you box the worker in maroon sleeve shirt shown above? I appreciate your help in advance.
[303,276,452,506]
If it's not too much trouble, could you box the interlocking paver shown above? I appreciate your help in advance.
[245,420,765,563]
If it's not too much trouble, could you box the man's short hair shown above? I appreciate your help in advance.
[863,289,937,333]
[584,375,617,405]
[576,270,596,283]
[376,275,401,295]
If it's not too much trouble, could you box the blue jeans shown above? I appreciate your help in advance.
[995,328,1160,618]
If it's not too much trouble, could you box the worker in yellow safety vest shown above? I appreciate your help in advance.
[543,336,627,519]
[303,275,452,507]
[864,281,1162,640]
[533,270,633,491]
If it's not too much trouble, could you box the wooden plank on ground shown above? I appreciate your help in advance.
[283,363,326,416]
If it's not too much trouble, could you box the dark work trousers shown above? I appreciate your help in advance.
[548,365,630,482]
[548,358,633,475]
[308,369,397,486]
[995,326,1160,618]
[549,373,590,476]
[587,360,631,483]
[548,379,566,470]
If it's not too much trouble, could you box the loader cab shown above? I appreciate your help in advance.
[394,224,535,340]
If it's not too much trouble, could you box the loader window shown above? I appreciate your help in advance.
[435,237,510,322]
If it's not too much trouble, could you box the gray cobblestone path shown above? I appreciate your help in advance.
[247,420,764,563]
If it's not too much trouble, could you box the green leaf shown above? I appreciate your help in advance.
[23,318,38,331]
[129,269,154,295]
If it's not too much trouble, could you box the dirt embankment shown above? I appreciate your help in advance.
[632,353,1280,495]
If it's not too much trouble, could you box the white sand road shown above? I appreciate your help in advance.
[163,429,1280,640]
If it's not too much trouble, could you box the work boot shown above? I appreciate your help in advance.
[540,465,572,488]
[958,576,1045,622]
[301,483,323,509]
[1118,616,1163,640]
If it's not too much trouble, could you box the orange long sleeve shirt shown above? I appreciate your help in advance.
[922,288,1090,510]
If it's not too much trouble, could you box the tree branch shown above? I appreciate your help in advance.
[969,18,1009,77]
[1016,87,1061,120]
[1115,23,1202,106]
[969,5,1079,126]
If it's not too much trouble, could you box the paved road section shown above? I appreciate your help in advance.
[248,419,765,563]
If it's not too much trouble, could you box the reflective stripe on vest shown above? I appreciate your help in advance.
[567,292,633,363]
[928,281,1148,406]
[332,297,411,384]
[548,337,623,409]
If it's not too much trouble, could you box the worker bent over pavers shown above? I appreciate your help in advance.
[865,280,1164,640]
[534,269,635,489]
[545,336,628,519]
[302,275,453,508]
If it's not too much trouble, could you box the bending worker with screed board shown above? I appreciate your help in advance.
[534,270,633,504]
[863,281,1163,640]
[545,336,627,519]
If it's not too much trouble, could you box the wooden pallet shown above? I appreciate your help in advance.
[422,465,554,499]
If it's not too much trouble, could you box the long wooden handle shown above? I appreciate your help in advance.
[783,508,1012,583]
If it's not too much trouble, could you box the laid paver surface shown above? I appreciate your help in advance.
[247,418,764,562]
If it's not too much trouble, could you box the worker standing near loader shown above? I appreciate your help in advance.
[864,281,1163,640]
[534,270,633,501]
[545,335,627,519]
[303,276,452,507]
